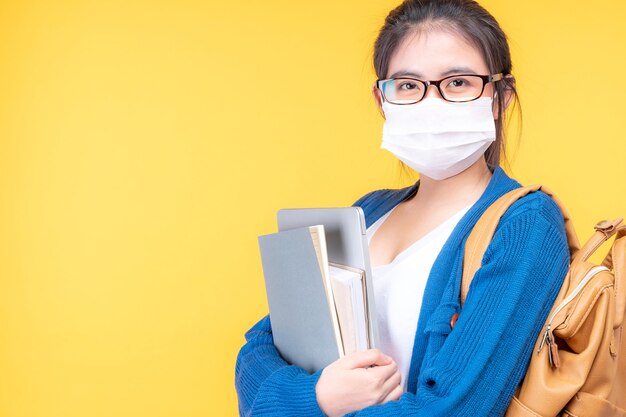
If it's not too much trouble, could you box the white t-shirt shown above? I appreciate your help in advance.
[366,202,473,391]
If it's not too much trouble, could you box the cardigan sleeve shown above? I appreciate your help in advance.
[341,196,571,416]
[234,313,327,416]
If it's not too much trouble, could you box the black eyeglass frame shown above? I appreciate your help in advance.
[375,73,506,105]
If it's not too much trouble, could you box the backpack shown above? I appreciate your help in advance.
[461,184,626,417]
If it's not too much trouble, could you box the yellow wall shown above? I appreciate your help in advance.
[0,1,624,416]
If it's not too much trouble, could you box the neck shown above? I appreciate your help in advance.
[412,158,494,209]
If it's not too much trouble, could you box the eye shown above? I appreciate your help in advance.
[448,78,468,88]
[441,75,483,100]
[398,81,420,91]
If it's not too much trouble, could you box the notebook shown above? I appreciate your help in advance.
[258,225,341,373]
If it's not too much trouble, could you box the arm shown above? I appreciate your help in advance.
[234,313,327,417]
[342,202,571,416]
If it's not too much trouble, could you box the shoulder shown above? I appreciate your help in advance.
[489,188,569,254]
[500,189,566,230]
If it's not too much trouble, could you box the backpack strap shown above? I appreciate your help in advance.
[461,184,580,306]
[572,218,624,265]
[601,224,626,328]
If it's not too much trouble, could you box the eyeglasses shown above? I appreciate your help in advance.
[376,73,505,105]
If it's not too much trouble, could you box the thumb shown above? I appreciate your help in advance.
[341,349,393,369]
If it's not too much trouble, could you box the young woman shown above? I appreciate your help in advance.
[235,1,570,416]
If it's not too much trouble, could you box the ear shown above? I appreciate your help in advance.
[372,83,385,118]
[493,75,516,121]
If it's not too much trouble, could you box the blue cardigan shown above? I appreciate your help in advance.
[235,165,570,416]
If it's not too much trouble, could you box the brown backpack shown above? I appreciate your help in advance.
[461,184,626,417]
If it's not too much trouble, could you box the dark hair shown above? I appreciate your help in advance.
[373,0,521,172]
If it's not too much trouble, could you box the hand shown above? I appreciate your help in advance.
[315,349,403,417]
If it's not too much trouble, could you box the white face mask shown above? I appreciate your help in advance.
[380,96,497,180]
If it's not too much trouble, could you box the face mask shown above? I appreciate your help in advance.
[380,96,497,180]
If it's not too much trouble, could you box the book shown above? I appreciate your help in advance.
[328,262,369,355]
[258,224,371,373]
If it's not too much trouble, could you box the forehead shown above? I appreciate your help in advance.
[387,27,489,78]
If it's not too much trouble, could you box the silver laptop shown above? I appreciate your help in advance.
[277,207,379,350]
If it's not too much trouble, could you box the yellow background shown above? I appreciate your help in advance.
[1,1,624,416]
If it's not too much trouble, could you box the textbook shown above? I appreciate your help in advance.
[258,224,371,373]
[328,262,369,355]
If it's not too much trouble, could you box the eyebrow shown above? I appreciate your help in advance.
[388,66,479,79]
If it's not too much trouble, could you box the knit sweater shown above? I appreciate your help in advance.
[234,165,570,417]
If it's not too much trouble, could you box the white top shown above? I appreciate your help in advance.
[366,202,473,391]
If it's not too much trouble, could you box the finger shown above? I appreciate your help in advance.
[381,381,404,404]
[365,361,398,382]
[380,368,401,396]
[341,349,392,369]
[371,368,400,405]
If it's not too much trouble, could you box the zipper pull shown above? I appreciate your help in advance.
[546,330,555,367]
[549,334,561,368]
[540,326,561,368]
[538,323,562,368]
